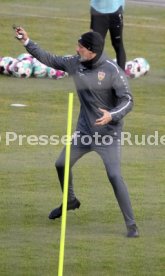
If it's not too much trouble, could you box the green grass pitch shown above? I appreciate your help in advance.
[0,0,165,275]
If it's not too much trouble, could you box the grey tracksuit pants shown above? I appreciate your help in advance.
[55,133,135,227]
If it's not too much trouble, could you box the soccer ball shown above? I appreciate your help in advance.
[133,57,150,76]
[47,67,67,79]
[112,58,117,64]
[32,59,47,78]
[125,58,150,79]
[0,57,3,73]
[12,59,33,78]
[17,53,34,62]
[125,60,141,79]
[0,57,15,75]
[7,58,18,75]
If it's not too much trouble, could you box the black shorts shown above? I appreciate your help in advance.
[90,6,124,40]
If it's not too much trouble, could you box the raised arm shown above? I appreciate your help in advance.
[13,26,76,73]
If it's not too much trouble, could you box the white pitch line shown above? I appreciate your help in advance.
[126,22,165,30]
[6,3,60,11]
[127,0,165,7]
[0,12,89,22]
[127,15,158,21]
[1,12,165,30]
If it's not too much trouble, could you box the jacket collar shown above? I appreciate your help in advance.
[80,52,106,69]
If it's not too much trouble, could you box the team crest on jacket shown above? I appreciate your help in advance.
[98,71,105,84]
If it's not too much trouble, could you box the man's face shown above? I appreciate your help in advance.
[76,43,96,62]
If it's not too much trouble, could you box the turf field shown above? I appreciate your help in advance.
[0,1,165,275]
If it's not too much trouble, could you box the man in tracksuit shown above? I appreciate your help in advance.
[15,27,139,237]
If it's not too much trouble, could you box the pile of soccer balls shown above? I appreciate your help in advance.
[0,53,68,79]
[0,54,150,80]
[125,57,150,79]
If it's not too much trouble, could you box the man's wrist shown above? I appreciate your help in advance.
[109,112,113,121]
[23,38,30,46]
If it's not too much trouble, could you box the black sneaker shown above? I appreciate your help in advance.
[48,198,81,220]
[127,224,139,238]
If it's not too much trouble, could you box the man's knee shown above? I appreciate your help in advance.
[55,159,65,171]
[108,171,122,187]
[112,37,122,51]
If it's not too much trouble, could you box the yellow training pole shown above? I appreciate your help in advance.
[58,93,74,276]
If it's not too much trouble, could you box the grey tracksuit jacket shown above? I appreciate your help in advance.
[25,40,133,137]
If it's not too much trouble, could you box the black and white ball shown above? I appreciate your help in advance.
[12,59,33,78]
[32,59,47,78]
[0,57,16,75]
[125,58,150,79]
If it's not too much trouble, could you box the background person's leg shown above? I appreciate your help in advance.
[90,8,109,39]
[109,10,126,70]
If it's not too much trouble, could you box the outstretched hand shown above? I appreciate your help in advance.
[13,25,29,43]
[95,108,112,126]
